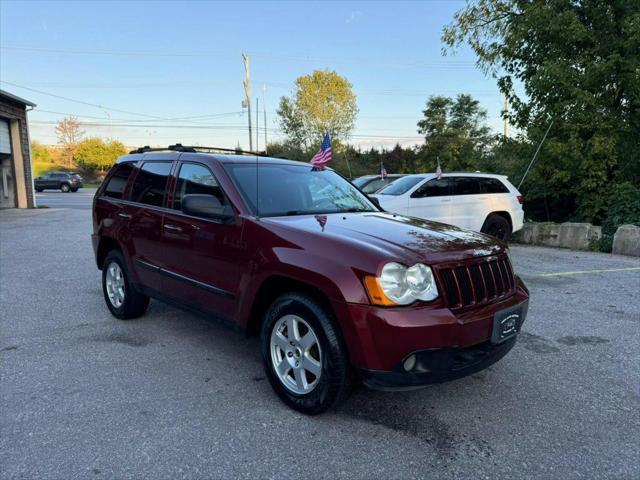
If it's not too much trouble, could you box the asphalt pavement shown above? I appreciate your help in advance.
[35,188,98,210]
[1,200,639,479]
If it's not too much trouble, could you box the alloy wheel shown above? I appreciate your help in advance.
[105,261,126,308]
[270,314,322,395]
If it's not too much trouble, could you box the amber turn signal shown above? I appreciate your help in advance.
[363,276,396,306]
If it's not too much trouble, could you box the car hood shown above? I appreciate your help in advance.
[262,212,504,264]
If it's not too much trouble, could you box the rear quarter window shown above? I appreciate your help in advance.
[103,163,135,199]
[480,178,510,194]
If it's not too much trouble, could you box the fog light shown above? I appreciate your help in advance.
[403,354,416,372]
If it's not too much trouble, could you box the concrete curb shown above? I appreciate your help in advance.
[517,222,601,251]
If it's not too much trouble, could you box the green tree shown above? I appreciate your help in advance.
[277,69,358,149]
[417,94,493,171]
[74,138,126,173]
[443,0,640,223]
[31,140,52,164]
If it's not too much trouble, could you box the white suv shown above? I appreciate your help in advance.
[373,173,524,241]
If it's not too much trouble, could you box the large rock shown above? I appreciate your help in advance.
[612,225,640,257]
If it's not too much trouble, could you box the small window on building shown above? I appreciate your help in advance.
[130,162,172,207]
[173,163,227,212]
[103,162,135,199]
[480,177,509,194]
[451,177,481,195]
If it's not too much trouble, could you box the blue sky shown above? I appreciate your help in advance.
[0,0,504,150]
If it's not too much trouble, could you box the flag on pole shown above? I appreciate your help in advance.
[380,162,387,179]
[310,132,332,169]
[436,157,442,179]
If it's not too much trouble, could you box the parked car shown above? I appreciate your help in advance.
[352,174,406,194]
[69,172,84,188]
[92,146,529,414]
[373,173,524,241]
[34,172,81,192]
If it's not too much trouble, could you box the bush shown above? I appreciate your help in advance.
[598,182,640,252]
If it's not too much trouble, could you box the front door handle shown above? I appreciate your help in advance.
[118,213,132,219]
[163,224,183,233]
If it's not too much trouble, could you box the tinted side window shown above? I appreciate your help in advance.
[130,162,172,207]
[451,177,481,195]
[481,178,509,194]
[103,163,135,199]
[173,163,228,213]
[412,178,451,198]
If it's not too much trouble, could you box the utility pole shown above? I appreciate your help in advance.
[263,84,268,154]
[242,53,253,151]
[503,93,510,138]
[256,97,259,152]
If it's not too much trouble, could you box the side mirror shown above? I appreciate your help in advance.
[182,194,233,220]
[368,196,384,211]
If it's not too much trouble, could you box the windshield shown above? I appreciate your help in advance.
[352,177,370,188]
[225,163,378,217]
[377,176,425,195]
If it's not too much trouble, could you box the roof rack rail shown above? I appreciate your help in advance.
[128,143,267,156]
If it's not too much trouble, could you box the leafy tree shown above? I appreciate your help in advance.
[55,117,85,167]
[74,138,126,172]
[443,0,640,223]
[277,69,358,149]
[31,140,52,164]
[417,94,493,171]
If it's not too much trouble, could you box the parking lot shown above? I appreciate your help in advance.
[1,194,639,479]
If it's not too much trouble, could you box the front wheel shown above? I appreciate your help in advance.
[261,293,350,414]
[102,250,149,320]
[61,183,71,193]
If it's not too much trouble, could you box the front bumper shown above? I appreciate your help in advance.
[359,336,518,391]
[343,277,529,388]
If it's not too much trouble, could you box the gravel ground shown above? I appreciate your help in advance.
[1,206,639,479]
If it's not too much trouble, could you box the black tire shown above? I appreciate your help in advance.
[61,183,71,193]
[71,188,79,192]
[481,214,512,241]
[260,293,351,414]
[35,188,43,193]
[102,249,149,320]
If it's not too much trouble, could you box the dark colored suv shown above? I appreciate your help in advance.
[34,172,81,192]
[92,145,529,414]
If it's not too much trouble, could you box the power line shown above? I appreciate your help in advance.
[1,45,478,70]
[0,80,169,119]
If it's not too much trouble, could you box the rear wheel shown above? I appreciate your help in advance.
[61,183,71,193]
[261,293,350,414]
[102,250,149,320]
[481,214,511,241]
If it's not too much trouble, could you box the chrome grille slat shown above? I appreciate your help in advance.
[438,255,516,309]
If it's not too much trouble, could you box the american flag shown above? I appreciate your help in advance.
[310,132,332,169]
[436,158,442,179]
[380,162,387,179]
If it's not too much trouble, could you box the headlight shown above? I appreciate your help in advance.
[364,262,438,306]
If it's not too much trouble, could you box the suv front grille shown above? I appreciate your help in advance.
[437,255,516,309]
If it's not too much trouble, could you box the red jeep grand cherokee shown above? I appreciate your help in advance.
[92,145,529,414]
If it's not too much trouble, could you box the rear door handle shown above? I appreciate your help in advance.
[163,224,183,233]
[117,213,132,219]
